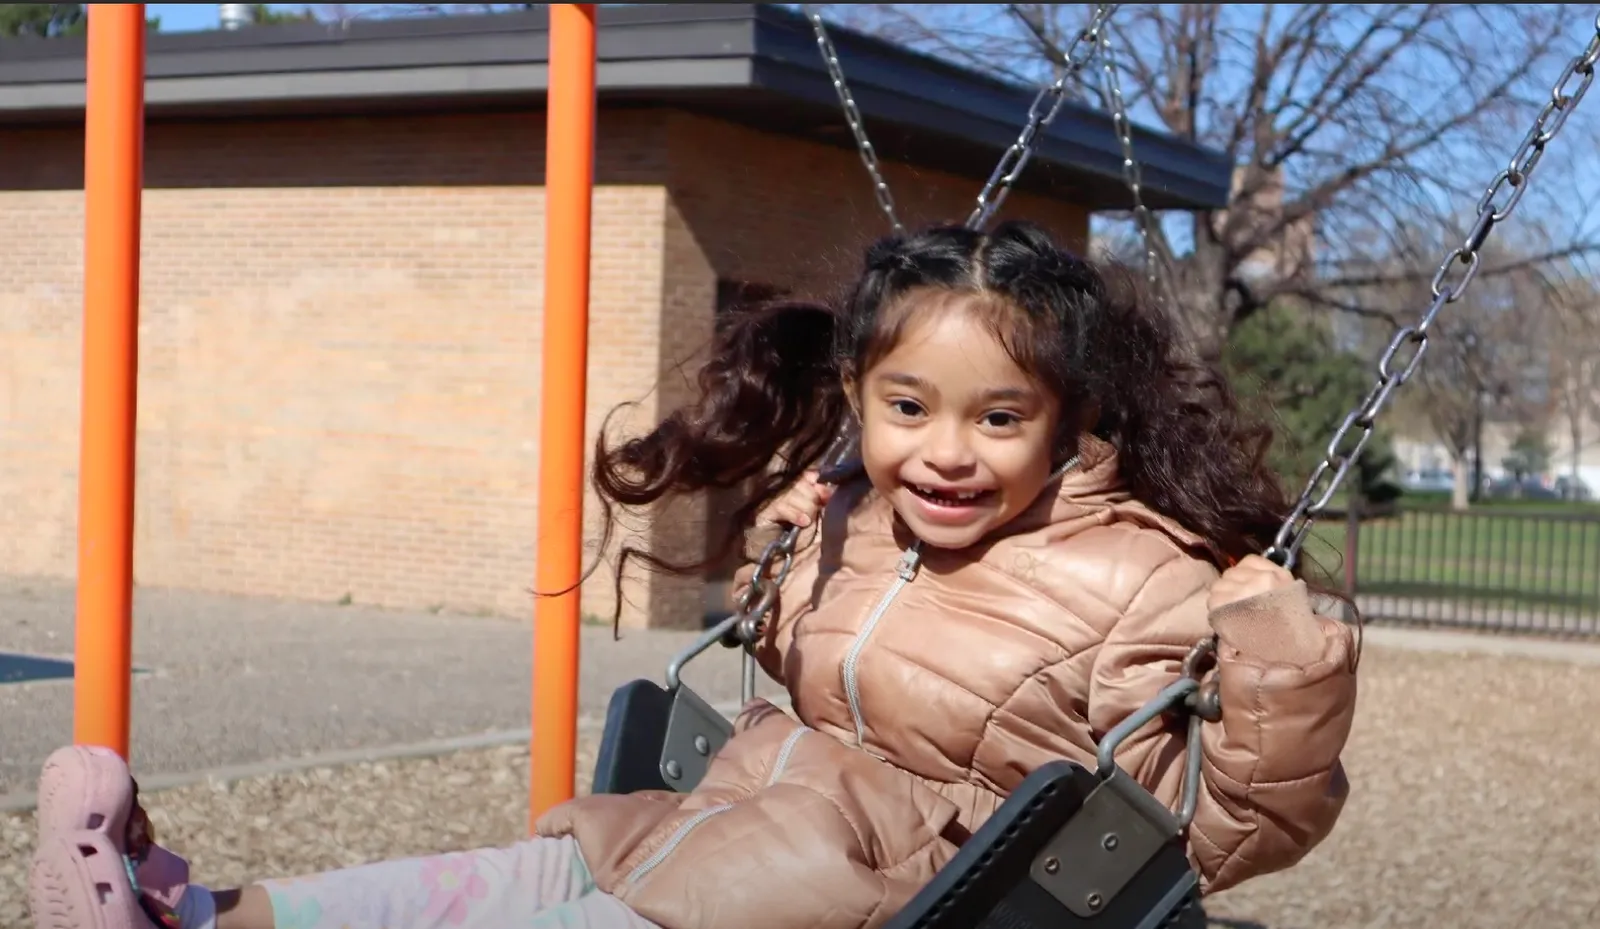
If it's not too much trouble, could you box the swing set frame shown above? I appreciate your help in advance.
[67,2,602,833]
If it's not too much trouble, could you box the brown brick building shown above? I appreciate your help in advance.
[0,6,1229,629]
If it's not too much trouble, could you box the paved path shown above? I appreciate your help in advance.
[8,575,1600,804]
[0,577,784,797]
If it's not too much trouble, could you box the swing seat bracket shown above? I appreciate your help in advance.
[658,679,734,789]
[1031,769,1187,920]
[590,678,733,796]
[878,760,1201,929]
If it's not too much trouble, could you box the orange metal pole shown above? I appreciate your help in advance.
[530,3,597,829]
[74,3,146,759]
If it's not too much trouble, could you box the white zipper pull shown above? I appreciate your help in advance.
[896,542,924,581]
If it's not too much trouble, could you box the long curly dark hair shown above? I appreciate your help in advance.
[586,220,1300,625]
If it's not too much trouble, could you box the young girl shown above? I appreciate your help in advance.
[30,219,1358,929]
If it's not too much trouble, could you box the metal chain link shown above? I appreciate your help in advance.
[731,529,799,704]
[724,427,861,702]
[1005,6,1171,304]
[1264,13,1600,569]
[803,5,905,235]
[1096,25,1173,308]
[805,4,1120,236]
[730,533,798,647]
[967,4,1121,231]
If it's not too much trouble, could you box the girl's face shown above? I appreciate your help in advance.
[854,299,1064,550]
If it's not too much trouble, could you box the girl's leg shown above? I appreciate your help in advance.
[35,826,641,929]
[230,834,648,929]
[31,747,654,929]
[211,888,273,929]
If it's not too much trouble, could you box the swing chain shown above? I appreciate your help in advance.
[1095,23,1171,308]
[967,4,1121,231]
[1263,12,1600,570]
[803,5,905,236]
[728,532,799,650]
[726,426,864,655]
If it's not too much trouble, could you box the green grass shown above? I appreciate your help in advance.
[1302,504,1600,612]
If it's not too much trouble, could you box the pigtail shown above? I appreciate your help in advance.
[587,299,850,625]
[1092,265,1289,568]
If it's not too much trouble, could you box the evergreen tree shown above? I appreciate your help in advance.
[1223,303,1403,507]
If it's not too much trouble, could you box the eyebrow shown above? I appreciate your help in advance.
[876,371,1035,404]
[878,371,936,392]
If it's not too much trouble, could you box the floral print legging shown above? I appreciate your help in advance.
[259,835,658,929]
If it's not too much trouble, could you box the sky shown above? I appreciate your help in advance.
[842,5,1600,245]
[146,4,308,33]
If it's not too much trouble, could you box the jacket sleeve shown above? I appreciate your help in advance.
[1087,553,1358,894]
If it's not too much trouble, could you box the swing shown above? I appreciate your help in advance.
[591,6,1600,927]
[590,428,864,797]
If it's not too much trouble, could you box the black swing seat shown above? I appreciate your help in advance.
[592,679,1206,929]
[880,761,1204,929]
[591,678,733,796]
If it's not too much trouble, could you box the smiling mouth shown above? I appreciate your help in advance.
[908,483,995,507]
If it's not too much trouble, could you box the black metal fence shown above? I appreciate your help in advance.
[1324,504,1600,638]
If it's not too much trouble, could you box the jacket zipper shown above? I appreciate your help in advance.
[623,726,812,887]
[622,803,736,886]
[767,725,810,786]
[842,543,923,748]
[623,541,927,887]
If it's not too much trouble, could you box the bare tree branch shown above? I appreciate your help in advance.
[834,4,1599,360]
[1303,241,1600,297]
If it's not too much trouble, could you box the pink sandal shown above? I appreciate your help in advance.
[29,747,189,929]
[29,831,168,929]
[35,746,136,840]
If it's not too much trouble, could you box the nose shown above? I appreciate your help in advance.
[921,419,977,473]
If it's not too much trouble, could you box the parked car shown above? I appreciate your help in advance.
[1484,476,1561,500]
[1401,468,1455,493]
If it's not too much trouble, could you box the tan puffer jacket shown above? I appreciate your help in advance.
[536,435,1358,929]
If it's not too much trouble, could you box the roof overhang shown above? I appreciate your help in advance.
[0,4,1233,211]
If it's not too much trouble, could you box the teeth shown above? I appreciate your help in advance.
[914,485,984,501]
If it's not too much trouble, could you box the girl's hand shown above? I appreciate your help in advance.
[1207,554,1296,613]
[737,471,834,596]
[757,470,835,529]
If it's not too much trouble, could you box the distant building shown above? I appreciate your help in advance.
[0,6,1230,627]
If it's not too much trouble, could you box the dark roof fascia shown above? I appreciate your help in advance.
[0,4,1231,210]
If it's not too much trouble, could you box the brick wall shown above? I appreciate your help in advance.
[0,105,1088,629]
[664,111,1089,295]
